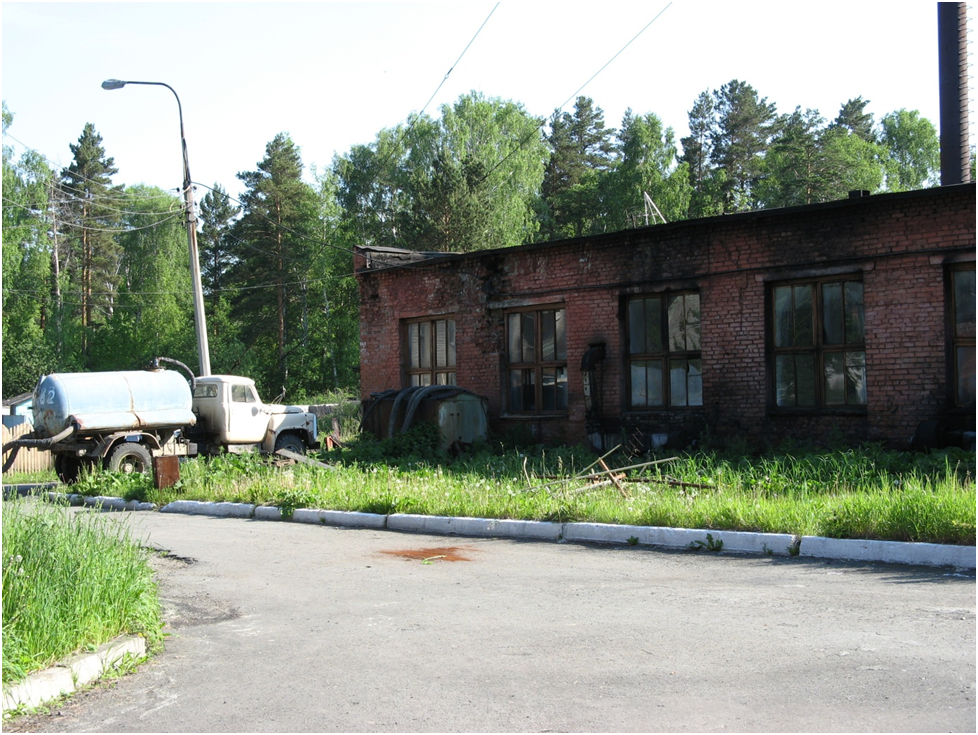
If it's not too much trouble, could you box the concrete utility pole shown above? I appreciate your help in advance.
[101,79,212,376]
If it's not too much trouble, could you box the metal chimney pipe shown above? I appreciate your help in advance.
[938,2,971,185]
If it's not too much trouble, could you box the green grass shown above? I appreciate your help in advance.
[53,426,976,546]
[2,469,57,485]
[1,498,164,685]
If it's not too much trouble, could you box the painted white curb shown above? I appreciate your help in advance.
[800,536,976,568]
[387,514,563,540]
[319,510,388,529]
[563,522,798,555]
[2,667,73,713]
[81,496,156,512]
[2,636,146,714]
[160,500,255,518]
[254,506,284,521]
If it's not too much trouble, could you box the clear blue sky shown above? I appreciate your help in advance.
[2,2,964,201]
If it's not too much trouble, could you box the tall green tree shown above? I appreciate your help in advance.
[539,96,616,239]
[307,167,360,393]
[2,103,57,394]
[59,123,123,366]
[880,109,940,191]
[198,183,240,294]
[831,96,876,142]
[90,185,196,370]
[759,100,887,209]
[197,182,244,374]
[335,91,546,254]
[410,92,546,251]
[757,107,828,207]
[680,90,725,218]
[335,125,415,251]
[603,110,691,228]
[232,133,320,393]
[709,80,778,212]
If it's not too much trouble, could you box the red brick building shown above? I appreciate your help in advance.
[355,185,976,449]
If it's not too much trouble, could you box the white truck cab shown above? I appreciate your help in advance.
[191,375,318,455]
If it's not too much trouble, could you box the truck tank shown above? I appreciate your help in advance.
[33,370,196,439]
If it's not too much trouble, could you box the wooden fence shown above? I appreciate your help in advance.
[2,422,54,475]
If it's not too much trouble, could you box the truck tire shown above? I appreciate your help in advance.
[54,454,83,485]
[274,433,306,456]
[106,443,153,474]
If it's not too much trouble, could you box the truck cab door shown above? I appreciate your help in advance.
[226,383,268,443]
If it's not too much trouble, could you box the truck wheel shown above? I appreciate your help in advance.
[54,454,83,485]
[274,433,306,456]
[107,443,153,474]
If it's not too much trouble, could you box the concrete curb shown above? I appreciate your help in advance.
[2,636,146,715]
[800,536,977,567]
[254,506,388,529]
[4,485,975,569]
[80,496,157,512]
[388,514,563,540]
[159,500,255,518]
[562,522,799,555]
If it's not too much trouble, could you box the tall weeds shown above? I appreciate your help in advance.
[1,498,163,684]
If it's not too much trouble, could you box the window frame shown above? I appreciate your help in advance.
[769,275,867,412]
[624,291,703,410]
[504,305,568,416]
[403,316,457,387]
[948,264,976,409]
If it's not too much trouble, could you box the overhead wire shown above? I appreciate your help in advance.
[372,2,501,175]
[473,2,673,186]
[5,4,672,292]
[3,130,186,204]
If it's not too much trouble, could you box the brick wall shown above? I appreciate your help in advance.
[357,185,976,448]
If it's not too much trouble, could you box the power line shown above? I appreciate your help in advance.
[475,2,673,185]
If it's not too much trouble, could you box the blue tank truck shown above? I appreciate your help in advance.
[2,358,319,483]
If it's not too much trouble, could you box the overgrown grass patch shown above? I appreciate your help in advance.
[42,432,977,546]
[1,498,163,685]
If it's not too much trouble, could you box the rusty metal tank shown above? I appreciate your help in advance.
[32,370,196,438]
[361,386,488,451]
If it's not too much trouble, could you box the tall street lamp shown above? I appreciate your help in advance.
[102,79,212,377]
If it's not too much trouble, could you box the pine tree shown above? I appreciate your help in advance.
[831,97,875,142]
[232,133,319,392]
[198,183,240,294]
[59,123,122,365]
[539,96,616,239]
[709,80,777,212]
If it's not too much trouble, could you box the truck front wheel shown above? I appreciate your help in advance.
[107,443,153,474]
[274,433,306,456]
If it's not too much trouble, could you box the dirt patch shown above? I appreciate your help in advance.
[380,546,475,562]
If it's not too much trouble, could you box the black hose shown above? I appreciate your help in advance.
[359,390,400,433]
[2,425,76,473]
[388,386,423,437]
[401,386,480,433]
[148,356,196,391]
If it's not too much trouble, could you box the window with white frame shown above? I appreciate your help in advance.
[405,318,456,386]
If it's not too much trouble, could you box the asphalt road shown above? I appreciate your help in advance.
[7,509,975,733]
